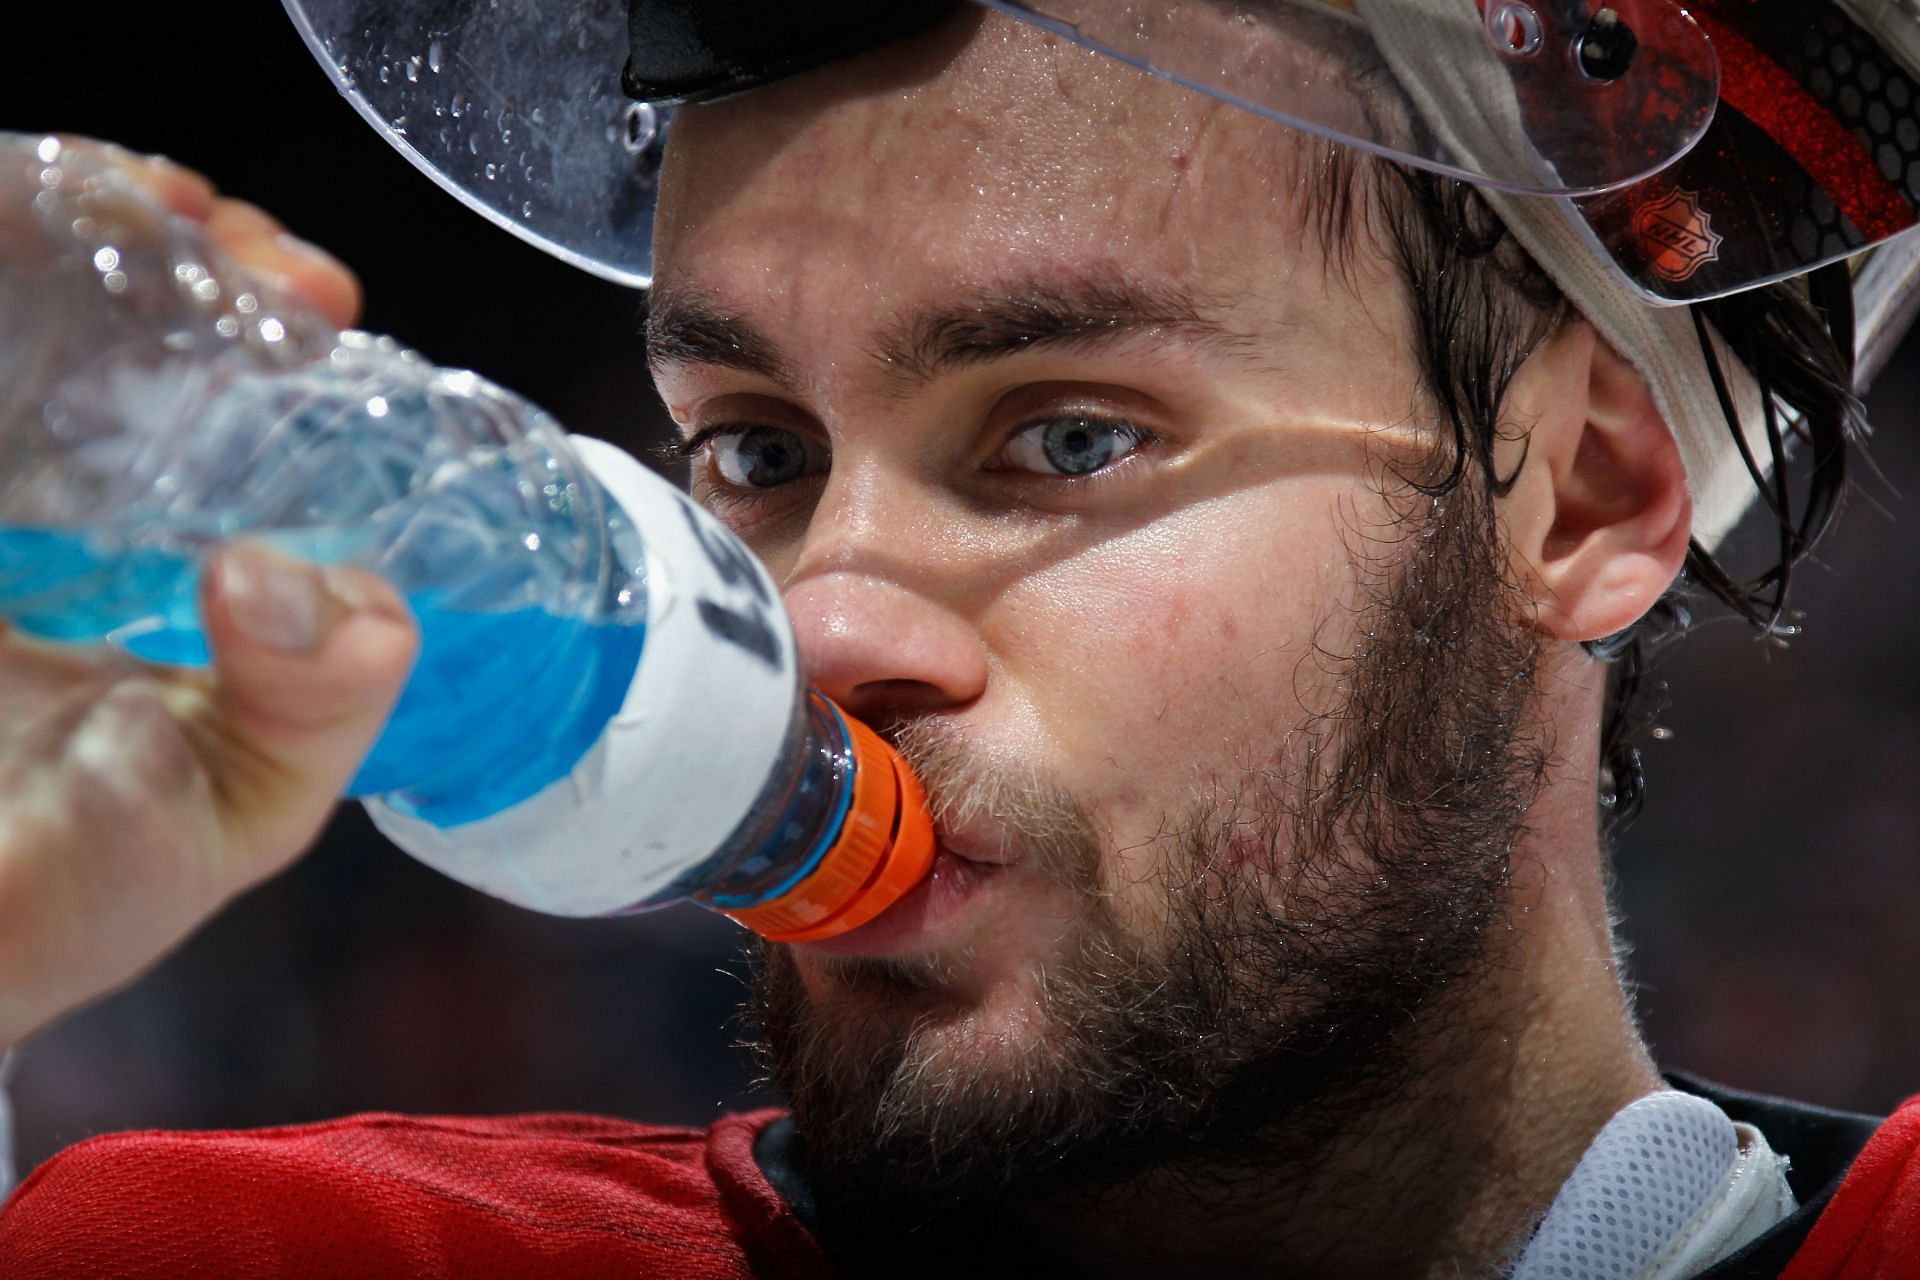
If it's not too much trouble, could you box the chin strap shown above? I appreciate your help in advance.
[622,0,960,103]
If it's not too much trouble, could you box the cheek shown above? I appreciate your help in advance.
[990,499,1347,830]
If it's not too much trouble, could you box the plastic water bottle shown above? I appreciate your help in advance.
[0,133,933,942]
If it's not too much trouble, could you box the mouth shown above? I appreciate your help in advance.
[796,842,1009,957]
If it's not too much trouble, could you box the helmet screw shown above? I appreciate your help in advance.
[623,102,659,155]
[1577,8,1638,80]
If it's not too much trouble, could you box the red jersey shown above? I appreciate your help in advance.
[1779,1094,1920,1280]
[1,1090,1916,1278]
[0,1108,833,1278]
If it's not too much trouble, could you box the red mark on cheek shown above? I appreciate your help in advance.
[1131,594,1193,663]
[1168,148,1190,172]
[1215,824,1279,876]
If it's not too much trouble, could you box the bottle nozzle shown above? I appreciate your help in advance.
[725,698,935,942]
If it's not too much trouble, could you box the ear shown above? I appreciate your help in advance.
[1497,318,1692,642]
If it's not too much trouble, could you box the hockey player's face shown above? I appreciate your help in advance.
[649,12,1539,1202]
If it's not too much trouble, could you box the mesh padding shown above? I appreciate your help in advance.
[1511,1091,1737,1280]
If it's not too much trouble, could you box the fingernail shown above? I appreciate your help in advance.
[219,543,325,653]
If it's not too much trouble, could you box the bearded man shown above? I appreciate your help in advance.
[2,2,1919,1277]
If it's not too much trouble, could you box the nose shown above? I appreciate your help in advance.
[784,569,988,725]
[780,470,989,724]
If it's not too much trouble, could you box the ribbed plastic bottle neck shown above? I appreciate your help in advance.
[684,691,855,910]
[692,694,935,943]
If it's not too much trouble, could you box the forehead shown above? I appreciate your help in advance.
[650,11,1392,325]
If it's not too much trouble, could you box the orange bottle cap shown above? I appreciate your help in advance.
[726,698,934,943]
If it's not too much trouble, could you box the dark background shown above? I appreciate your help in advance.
[5,2,1918,1178]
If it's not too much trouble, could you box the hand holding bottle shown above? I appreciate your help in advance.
[0,140,418,1048]
[0,133,935,1004]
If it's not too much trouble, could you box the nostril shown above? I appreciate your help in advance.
[838,677,973,724]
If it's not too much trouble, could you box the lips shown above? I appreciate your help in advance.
[797,842,1008,956]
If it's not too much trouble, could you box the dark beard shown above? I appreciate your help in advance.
[741,485,1546,1243]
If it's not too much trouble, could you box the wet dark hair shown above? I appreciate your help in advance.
[1369,167,1866,837]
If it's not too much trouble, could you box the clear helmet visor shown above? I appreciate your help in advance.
[280,0,1721,291]
[979,0,1719,196]
[281,0,667,287]
[998,0,1915,306]
[282,0,1915,306]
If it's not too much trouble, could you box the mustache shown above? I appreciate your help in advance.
[884,715,1105,894]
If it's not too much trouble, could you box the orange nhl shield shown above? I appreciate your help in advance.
[1631,187,1725,283]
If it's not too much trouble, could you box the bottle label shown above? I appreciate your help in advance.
[369,435,799,916]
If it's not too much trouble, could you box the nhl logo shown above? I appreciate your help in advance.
[1632,187,1724,283]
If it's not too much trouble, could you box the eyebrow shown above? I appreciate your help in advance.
[880,271,1265,388]
[645,269,1259,392]
[643,292,798,387]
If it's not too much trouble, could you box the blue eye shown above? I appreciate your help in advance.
[1001,416,1150,477]
[707,426,827,489]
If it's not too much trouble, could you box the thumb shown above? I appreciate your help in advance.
[196,541,418,873]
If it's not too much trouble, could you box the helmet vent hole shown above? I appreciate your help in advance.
[1487,2,1543,57]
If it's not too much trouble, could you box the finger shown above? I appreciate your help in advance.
[0,674,225,1049]
[130,154,218,223]
[51,136,365,329]
[52,135,217,221]
[205,199,364,330]
[0,625,138,723]
[192,542,418,875]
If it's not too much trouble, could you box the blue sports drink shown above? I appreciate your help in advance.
[0,525,647,825]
